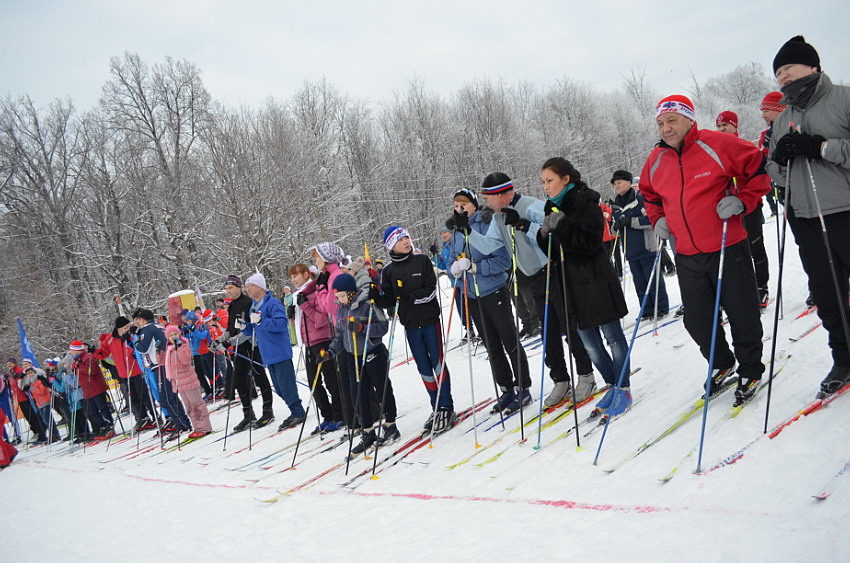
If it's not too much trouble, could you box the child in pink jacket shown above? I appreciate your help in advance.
[164,325,212,438]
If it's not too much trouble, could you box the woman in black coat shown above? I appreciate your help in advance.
[537,157,632,417]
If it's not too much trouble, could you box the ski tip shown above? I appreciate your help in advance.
[812,493,830,500]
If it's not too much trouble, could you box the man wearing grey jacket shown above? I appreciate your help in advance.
[767,35,850,399]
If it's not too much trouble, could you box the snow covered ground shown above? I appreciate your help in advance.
[5,215,850,562]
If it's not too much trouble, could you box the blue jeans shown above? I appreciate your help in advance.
[406,323,453,408]
[577,321,630,388]
[267,359,305,418]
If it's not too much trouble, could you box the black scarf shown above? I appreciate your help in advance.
[781,73,821,109]
[389,250,411,263]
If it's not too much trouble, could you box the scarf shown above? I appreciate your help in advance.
[547,182,576,209]
[781,72,821,109]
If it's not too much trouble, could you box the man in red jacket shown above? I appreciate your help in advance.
[639,95,772,405]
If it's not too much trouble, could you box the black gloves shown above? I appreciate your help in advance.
[87,345,96,354]
[428,243,439,255]
[315,271,330,288]
[368,285,381,302]
[445,216,456,231]
[772,131,826,165]
[316,349,332,364]
[613,215,629,231]
[502,207,530,232]
[452,211,471,235]
[286,305,296,319]
[296,292,307,306]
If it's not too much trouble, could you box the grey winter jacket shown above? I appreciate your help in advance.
[767,73,850,219]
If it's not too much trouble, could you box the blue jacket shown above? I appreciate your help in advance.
[436,242,450,271]
[52,369,83,412]
[184,322,210,356]
[135,321,167,367]
[328,288,389,358]
[244,292,293,366]
[448,209,511,298]
[613,188,658,261]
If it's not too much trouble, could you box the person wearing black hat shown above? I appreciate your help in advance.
[611,169,671,320]
[457,172,595,408]
[767,35,850,399]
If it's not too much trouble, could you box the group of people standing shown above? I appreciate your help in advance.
[2,35,849,467]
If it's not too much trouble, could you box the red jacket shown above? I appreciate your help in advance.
[638,125,771,256]
[5,367,28,404]
[96,333,142,378]
[600,202,616,243]
[72,351,109,399]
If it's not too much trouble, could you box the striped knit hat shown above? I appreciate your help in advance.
[480,172,514,195]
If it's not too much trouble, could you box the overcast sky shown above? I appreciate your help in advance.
[2,0,848,111]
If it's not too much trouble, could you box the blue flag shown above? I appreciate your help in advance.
[16,318,40,368]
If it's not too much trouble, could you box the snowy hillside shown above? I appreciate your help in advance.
[5,216,849,562]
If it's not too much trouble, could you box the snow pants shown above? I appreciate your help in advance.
[467,286,531,389]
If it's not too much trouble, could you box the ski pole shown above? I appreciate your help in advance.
[695,219,729,473]
[509,226,529,440]
[371,296,402,476]
[593,244,664,465]
[290,360,325,467]
[764,163,791,432]
[557,242,581,450]
[534,234,553,449]
[463,231,505,432]
[345,329,369,475]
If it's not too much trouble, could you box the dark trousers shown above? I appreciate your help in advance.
[514,269,540,329]
[529,268,593,382]
[347,344,397,429]
[677,240,764,379]
[788,209,850,366]
[233,342,273,417]
[21,398,47,440]
[743,204,770,290]
[128,374,157,423]
[467,286,531,389]
[193,354,213,395]
[306,341,348,423]
[85,392,114,432]
[630,253,670,315]
[68,409,89,441]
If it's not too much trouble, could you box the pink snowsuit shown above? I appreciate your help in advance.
[164,326,212,433]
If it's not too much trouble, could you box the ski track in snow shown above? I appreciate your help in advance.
[5,216,850,561]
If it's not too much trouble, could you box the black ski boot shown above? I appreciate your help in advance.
[816,365,850,399]
[233,412,256,433]
[253,410,275,429]
[350,430,377,456]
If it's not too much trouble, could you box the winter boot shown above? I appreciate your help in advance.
[674,305,685,318]
[253,410,275,429]
[705,363,737,397]
[490,387,517,414]
[277,414,306,431]
[805,292,816,308]
[816,364,850,399]
[350,429,377,455]
[543,381,571,408]
[322,420,344,432]
[422,411,436,432]
[377,423,401,447]
[573,373,597,403]
[734,376,761,406]
[591,386,617,417]
[430,407,456,434]
[504,388,532,414]
[233,412,256,433]
[604,387,633,417]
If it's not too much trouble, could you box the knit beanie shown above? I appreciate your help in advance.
[332,273,358,292]
[224,275,243,288]
[202,309,214,322]
[348,256,366,274]
[453,188,479,209]
[184,311,198,322]
[314,242,347,265]
[655,95,696,121]
[773,35,820,74]
[760,91,787,112]
[383,226,411,252]
[480,172,514,195]
[610,170,633,184]
[715,111,739,129]
[245,272,267,291]
[133,308,155,322]
[69,340,86,352]
[114,316,131,330]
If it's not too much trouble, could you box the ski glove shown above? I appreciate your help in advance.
[315,271,330,288]
[249,312,261,325]
[296,292,308,306]
[316,349,333,364]
[234,319,246,331]
[367,285,381,302]
[428,243,439,255]
[613,215,630,232]
[716,195,744,219]
[771,133,795,165]
[653,217,672,240]
[793,132,826,161]
[450,257,472,276]
[542,212,565,233]
[452,211,471,235]
[502,207,530,232]
[347,318,365,333]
